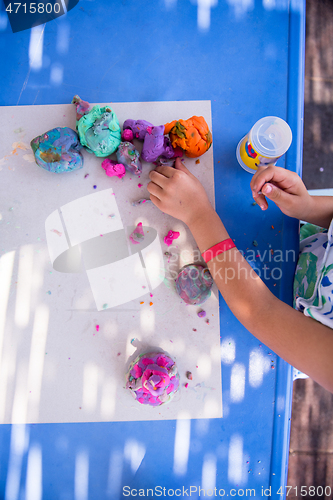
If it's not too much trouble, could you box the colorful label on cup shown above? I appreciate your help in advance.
[239,134,280,171]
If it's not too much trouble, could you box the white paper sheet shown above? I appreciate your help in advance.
[0,100,222,423]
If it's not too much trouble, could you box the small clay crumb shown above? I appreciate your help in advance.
[252,240,258,247]
[195,159,200,164]
[197,310,206,318]
[192,328,197,332]
[186,371,193,380]
[185,383,189,388]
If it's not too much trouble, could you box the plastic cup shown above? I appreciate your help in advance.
[236,116,292,174]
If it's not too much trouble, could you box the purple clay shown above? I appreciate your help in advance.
[116,141,142,175]
[123,119,154,141]
[141,125,175,162]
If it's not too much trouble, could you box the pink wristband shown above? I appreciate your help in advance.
[201,238,236,263]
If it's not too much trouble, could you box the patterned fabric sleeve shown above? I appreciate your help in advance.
[293,219,333,328]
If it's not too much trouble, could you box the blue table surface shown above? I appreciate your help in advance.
[0,0,305,499]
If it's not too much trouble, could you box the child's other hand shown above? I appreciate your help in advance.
[147,158,214,227]
[250,165,312,219]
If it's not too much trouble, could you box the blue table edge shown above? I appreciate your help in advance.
[269,0,306,496]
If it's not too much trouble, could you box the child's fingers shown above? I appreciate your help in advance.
[174,157,189,173]
[252,191,269,210]
[150,165,176,180]
[148,169,173,189]
[149,193,163,208]
[250,167,274,194]
[174,157,199,180]
[251,165,291,194]
[260,182,295,215]
[147,179,164,200]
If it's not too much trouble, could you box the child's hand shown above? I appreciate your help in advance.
[147,158,214,227]
[250,165,312,220]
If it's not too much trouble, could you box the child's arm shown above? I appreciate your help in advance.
[147,159,333,393]
[251,165,333,229]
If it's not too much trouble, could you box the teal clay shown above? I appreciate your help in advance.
[77,105,121,157]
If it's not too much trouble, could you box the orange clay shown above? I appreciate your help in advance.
[164,116,212,158]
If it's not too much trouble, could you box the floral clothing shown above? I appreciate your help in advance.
[293,220,333,328]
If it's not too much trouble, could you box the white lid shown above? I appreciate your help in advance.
[249,116,292,158]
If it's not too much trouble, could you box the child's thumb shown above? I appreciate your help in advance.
[174,157,191,175]
[262,183,288,208]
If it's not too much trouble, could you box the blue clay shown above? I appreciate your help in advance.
[30,127,83,173]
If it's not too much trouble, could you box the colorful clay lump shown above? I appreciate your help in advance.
[126,351,180,406]
[122,120,175,163]
[76,102,121,157]
[141,125,174,163]
[72,95,90,122]
[123,119,154,141]
[176,264,213,305]
[129,222,145,244]
[164,230,180,246]
[101,158,126,179]
[30,127,84,173]
[116,141,142,175]
[164,116,212,158]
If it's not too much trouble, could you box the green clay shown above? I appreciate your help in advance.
[174,121,186,139]
[77,105,121,157]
